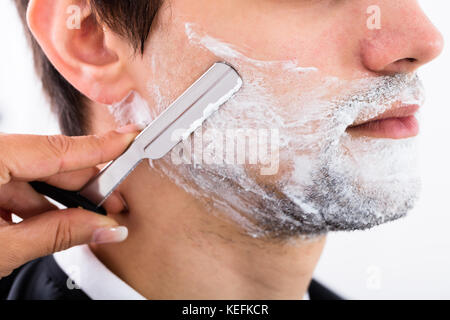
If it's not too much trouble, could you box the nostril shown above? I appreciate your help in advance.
[389,58,419,72]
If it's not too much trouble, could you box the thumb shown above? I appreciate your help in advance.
[8,209,128,266]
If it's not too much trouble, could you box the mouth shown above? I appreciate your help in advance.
[346,103,420,139]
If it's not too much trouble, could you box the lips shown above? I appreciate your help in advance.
[346,104,420,139]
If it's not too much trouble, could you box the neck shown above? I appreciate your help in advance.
[90,162,326,299]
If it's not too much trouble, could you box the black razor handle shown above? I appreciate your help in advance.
[29,181,107,215]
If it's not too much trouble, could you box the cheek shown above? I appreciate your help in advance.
[136,30,219,116]
[135,18,357,178]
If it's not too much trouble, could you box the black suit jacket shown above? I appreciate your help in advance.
[0,255,342,300]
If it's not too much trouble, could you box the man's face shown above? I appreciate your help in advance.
[112,0,443,238]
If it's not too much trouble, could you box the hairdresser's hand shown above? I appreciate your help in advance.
[0,124,141,279]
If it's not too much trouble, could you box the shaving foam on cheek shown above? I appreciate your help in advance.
[108,91,156,127]
[109,23,425,239]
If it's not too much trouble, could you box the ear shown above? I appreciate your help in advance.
[27,0,135,104]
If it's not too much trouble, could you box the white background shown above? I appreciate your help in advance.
[0,1,449,299]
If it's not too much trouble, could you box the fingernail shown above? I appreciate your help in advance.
[91,226,128,244]
[115,123,147,134]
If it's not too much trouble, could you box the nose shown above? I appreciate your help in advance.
[360,2,444,75]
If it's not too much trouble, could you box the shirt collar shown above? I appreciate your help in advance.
[53,245,146,300]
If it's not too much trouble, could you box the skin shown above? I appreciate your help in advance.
[24,0,443,299]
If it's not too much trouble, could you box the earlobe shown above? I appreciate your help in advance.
[26,0,135,104]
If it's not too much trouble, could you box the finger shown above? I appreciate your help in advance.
[39,167,100,190]
[102,191,128,214]
[0,124,143,184]
[6,208,128,267]
[0,182,57,219]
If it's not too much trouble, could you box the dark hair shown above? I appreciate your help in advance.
[13,0,162,136]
